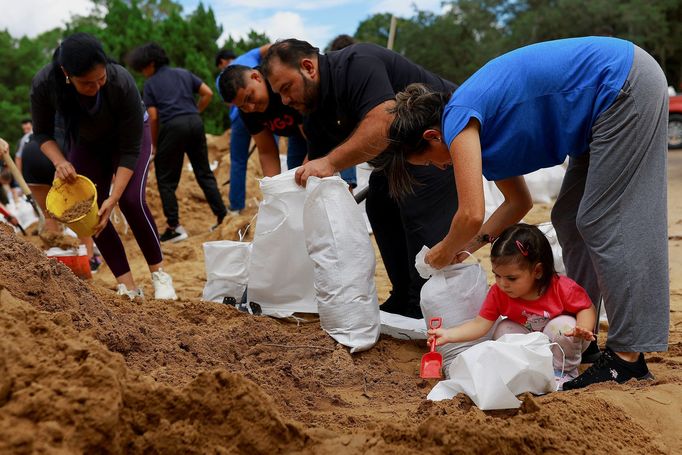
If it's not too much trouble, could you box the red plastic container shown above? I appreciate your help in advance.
[46,245,92,280]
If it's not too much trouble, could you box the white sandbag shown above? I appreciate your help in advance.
[427,332,556,410]
[417,247,492,377]
[536,221,566,275]
[5,198,38,231]
[202,240,251,303]
[304,176,380,352]
[247,169,316,316]
[483,178,505,222]
[379,310,426,340]
[483,164,566,222]
[524,165,566,204]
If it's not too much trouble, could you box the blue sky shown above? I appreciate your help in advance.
[174,0,441,48]
[177,0,446,49]
[1,0,446,50]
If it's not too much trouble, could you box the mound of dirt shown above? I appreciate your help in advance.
[2,134,681,454]
[0,287,307,454]
[2,211,680,453]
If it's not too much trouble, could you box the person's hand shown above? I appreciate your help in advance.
[294,156,336,187]
[427,327,453,347]
[54,160,77,183]
[564,325,595,341]
[93,196,117,237]
[425,239,458,269]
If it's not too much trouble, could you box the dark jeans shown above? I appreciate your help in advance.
[156,114,227,227]
[228,115,250,211]
[366,165,457,318]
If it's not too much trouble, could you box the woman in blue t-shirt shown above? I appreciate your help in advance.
[374,37,669,390]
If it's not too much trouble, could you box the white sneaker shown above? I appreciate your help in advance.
[152,269,178,300]
[116,284,144,301]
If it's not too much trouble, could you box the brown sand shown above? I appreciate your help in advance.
[39,230,81,249]
[2,134,681,454]
[53,196,94,222]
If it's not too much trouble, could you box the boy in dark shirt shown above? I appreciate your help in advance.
[217,65,307,177]
[128,42,227,242]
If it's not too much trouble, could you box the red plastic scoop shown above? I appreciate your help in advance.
[420,317,443,379]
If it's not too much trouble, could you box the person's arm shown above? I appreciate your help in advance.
[294,100,393,186]
[564,307,597,341]
[93,167,134,237]
[147,106,160,157]
[426,120,533,268]
[428,316,494,346]
[41,139,76,182]
[252,130,281,177]
[453,176,533,262]
[196,82,213,113]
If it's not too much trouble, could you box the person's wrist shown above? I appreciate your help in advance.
[324,155,340,173]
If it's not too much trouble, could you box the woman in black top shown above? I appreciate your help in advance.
[30,33,177,300]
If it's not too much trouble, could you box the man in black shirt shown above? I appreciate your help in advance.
[217,65,307,176]
[262,39,458,319]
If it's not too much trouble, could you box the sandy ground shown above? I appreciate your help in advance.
[0,133,680,454]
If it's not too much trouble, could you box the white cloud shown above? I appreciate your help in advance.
[369,0,445,17]
[216,10,333,49]
[0,0,94,38]
[210,0,352,10]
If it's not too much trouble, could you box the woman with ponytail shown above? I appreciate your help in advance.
[30,32,177,300]
[375,37,669,391]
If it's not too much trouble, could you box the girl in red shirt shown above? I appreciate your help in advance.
[429,223,596,389]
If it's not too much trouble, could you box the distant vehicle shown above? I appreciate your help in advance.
[670,95,682,149]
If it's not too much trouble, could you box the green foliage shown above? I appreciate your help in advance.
[2,0,682,145]
[0,28,62,152]
[354,0,682,87]
[0,0,269,141]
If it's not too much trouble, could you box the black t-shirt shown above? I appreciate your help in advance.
[240,79,302,137]
[304,43,457,159]
[143,65,202,123]
[30,62,145,170]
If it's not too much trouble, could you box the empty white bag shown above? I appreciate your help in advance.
[202,240,251,303]
[379,311,426,341]
[417,247,492,377]
[247,169,316,316]
[303,176,380,352]
[427,332,556,410]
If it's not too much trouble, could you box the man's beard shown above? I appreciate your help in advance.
[298,71,318,114]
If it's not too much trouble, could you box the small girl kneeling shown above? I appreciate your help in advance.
[428,223,596,389]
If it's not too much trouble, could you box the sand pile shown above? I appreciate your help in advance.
[0,287,308,454]
[2,215,681,453]
[3,134,682,454]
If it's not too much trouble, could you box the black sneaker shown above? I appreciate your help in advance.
[380,294,423,319]
[159,226,188,243]
[563,347,654,390]
[581,340,601,364]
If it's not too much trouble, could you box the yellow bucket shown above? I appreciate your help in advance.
[46,175,99,237]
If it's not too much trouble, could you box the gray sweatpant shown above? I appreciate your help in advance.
[550,45,669,353]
